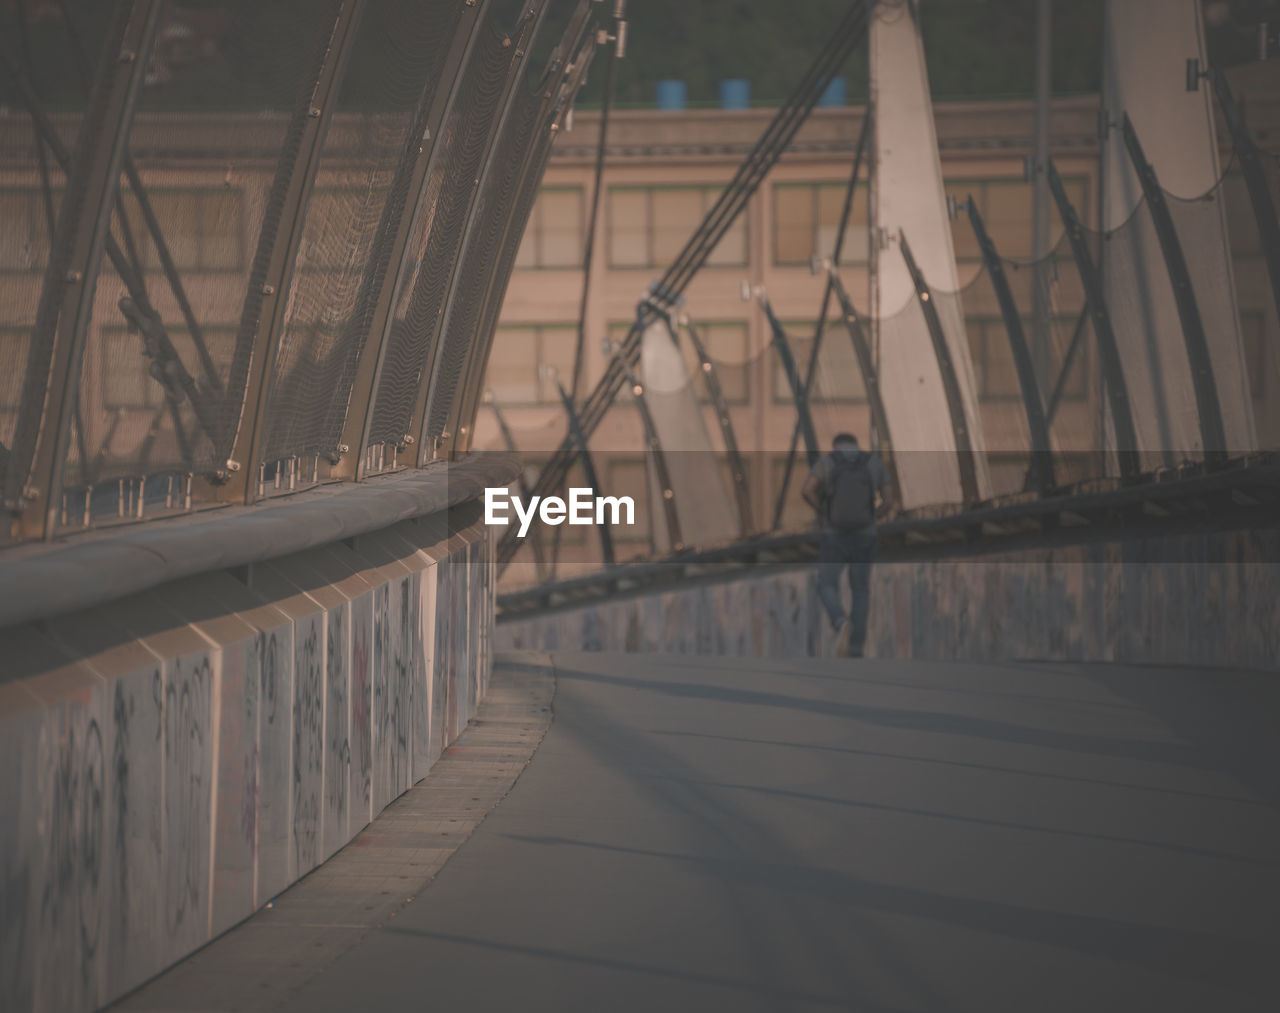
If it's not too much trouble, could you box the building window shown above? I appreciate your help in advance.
[771,322,866,403]
[772,182,868,266]
[965,315,1088,403]
[607,185,747,269]
[944,176,1088,262]
[0,328,29,410]
[515,187,584,269]
[101,325,234,410]
[0,188,60,272]
[486,324,576,405]
[118,187,244,271]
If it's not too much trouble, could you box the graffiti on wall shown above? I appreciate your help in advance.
[292,619,324,874]
[39,705,105,1006]
[163,657,211,938]
[351,601,372,821]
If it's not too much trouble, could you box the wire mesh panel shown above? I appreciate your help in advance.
[423,80,543,445]
[367,27,515,451]
[454,84,572,447]
[259,0,464,465]
[42,2,341,518]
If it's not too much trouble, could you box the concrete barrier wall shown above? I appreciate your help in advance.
[499,527,1280,670]
[0,511,495,1013]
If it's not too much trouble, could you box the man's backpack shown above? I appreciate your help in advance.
[825,452,875,531]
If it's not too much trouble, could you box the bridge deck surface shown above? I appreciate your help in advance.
[128,651,1280,1012]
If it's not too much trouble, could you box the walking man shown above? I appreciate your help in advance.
[802,433,895,658]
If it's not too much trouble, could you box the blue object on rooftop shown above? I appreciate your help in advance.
[719,78,750,110]
[656,79,687,111]
[819,77,846,107]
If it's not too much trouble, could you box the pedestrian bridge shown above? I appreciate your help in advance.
[1,0,1278,1010]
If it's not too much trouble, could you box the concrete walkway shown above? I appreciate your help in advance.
[275,651,1280,1012]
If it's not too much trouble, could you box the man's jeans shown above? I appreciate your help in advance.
[817,530,877,651]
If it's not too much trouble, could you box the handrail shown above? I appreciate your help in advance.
[497,452,1280,618]
[0,452,520,630]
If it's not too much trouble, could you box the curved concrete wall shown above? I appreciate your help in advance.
[0,507,494,1013]
[499,526,1280,670]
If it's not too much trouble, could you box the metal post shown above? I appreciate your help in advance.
[555,381,615,568]
[897,232,981,505]
[571,2,624,403]
[758,294,820,466]
[610,354,683,553]
[825,268,900,498]
[332,0,488,481]
[9,0,162,539]
[489,398,547,580]
[967,197,1056,493]
[1047,159,1140,479]
[216,0,367,504]
[1120,114,1227,464]
[678,312,755,537]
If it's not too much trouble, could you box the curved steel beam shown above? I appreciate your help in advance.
[451,11,597,453]
[674,311,754,538]
[824,267,900,497]
[758,293,820,466]
[965,197,1056,493]
[896,232,981,505]
[1212,67,1280,332]
[333,0,489,481]
[219,0,365,504]
[9,0,163,538]
[772,110,871,531]
[1120,114,1227,464]
[555,380,614,568]
[612,347,683,554]
[1047,159,1141,480]
[416,1,551,462]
